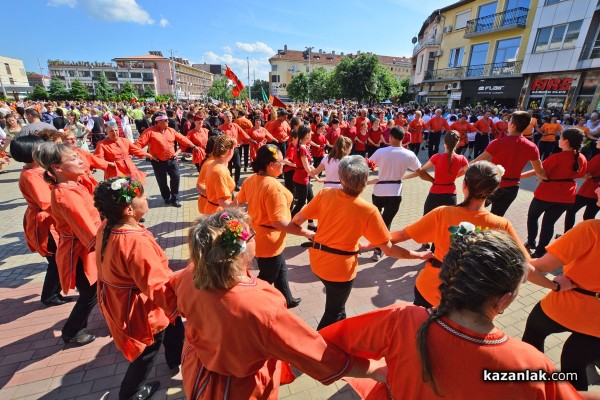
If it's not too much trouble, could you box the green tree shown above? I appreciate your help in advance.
[399,77,411,103]
[208,76,233,102]
[308,67,336,102]
[95,71,116,101]
[119,81,138,100]
[48,76,69,100]
[142,86,156,98]
[331,53,400,104]
[286,72,309,102]
[69,79,88,100]
[249,79,269,101]
[29,85,49,101]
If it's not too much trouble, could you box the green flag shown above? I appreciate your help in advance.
[261,87,269,103]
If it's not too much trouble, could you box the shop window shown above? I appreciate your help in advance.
[533,21,583,52]
[448,47,465,68]
[4,63,11,75]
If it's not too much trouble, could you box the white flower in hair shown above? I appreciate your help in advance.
[496,165,505,177]
[111,181,122,190]
[458,221,476,233]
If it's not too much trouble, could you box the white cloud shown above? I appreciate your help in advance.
[235,41,274,54]
[203,51,270,82]
[47,0,77,7]
[48,0,157,25]
[223,46,233,54]
[159,18,169,28]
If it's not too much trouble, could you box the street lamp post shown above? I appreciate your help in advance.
[305,46,314,103]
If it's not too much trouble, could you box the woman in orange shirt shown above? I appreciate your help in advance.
[235,145,313,308]
[539,115,563,160]
[204,134,236,214]
[320,230,581,399]
[522,188,600,392]
[389,161,530,308]
[94,177,184,400]
[170,208,385,399]
[35,142,99,346]
[292,156,430,329]
[12,136,64,306]
[196,137,216,214]
[94,121,152,185]
[247,114,275,162]
[187,114,209,171]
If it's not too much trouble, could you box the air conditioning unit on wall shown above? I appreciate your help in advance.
[435,50,443,57]
[443,26,453,33]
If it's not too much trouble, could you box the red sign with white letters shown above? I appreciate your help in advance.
[530,78,573,95]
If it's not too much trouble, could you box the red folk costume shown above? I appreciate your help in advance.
[19,167,58,257]
[320,303,581,399]
[450,120,477,148]
[408,119,426,144]
[94,137,148,185]
[247,126,275,161]
[268,119,291,143]
[135,125,196,160]
[170,267,357,400]
[534,152,587,204]
[96,223,178,361]
[73,147,108,194]
[494,120,509,139]
[187,127,209,165]
[51,183,101,293]
[219,122,249,147]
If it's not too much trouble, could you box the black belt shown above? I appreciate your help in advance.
[377,180,402,184]
[324,181,340,184]
[200,194,207,198]
[432,182,455,186]
[301,241,360,256]
[502,177,520,182]
[428,257,443,268]
[207,199,219,206]
[573,287,600,299]
[543,179,575,183]
[260,224,276,229]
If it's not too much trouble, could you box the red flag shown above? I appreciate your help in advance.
[225,65,236,80]
[232,87,241,98]
[269,95,286,108]
[226,65,245,97]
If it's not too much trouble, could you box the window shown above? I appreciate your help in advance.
[448,47,465,67]
[271,75,280,83]
[455,10,471,30]
[4,63,11,75]
[418,54,424,73]
[467,42,490,76]
[272,65,278,72]
[80,70,90,77]
[118,72,129,78]
[533,21,583,52]
[494,37,521,64]
[9,77,14,84]
[545,0,564,4]
[130,72,142,78]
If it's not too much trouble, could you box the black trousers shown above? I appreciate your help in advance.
[62,258,97,340]
[372,195,402,230]
[313,156,324,169]
[42,234,62,304]
[428,131,443,158]
[275,141,287,159]
[150,159,180,202]
[408,143,420,156]
[522,303,600,391]
[487,185,520,217]
[256,253,295,304]
[564,194,600,232]
[317,278,355,330]
[228,148,241,186]
[423,193,456,215]
[119,317,185,400]
[366,145,379,158]
[413,286,433,308]
[291,182,314,218]
[526,198,570,257]
[474,133,490,158]
[240,144,250,169]
[283,170,295,198]
[539,141,556,161]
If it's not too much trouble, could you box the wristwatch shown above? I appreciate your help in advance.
[552,280,561,292]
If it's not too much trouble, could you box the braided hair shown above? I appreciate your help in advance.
[458,161,501,207]
[94,177,145,262]
[561,128,584,172]
[416,230,527,395]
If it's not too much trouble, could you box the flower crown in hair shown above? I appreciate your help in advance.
[448,221,489,237]
[110,177,142,204]
[220,212,252,256]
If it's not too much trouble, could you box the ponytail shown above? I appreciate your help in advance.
[561,128,584,172]
[444,131,460,173]
[573,149,580,172]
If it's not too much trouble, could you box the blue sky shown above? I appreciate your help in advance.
[7,0,453,83]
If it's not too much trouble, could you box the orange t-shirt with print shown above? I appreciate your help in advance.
[540,123,563,142]
[405,206,528,306]
[196,157,215,214]
[541,220,600,338]
[204,163,235,215]
[236,174,293,258]
[300,188,390,282]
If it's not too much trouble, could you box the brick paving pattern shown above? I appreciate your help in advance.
[0,149,598,399]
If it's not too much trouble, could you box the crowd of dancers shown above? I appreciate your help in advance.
[3,99,600,399]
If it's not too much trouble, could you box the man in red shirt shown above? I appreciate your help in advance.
[219,111,249,188]
[135,112,197,207]
[424,109,451,158]
[472,111,547,216]
[472,111,496,158]
[267,108,291,156]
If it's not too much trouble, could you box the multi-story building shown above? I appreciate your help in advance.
[0,56,32,100]
[193,63,225,79]
[268,45,411,100]
[520,0,600,113]
[412,0,537,108]
[27,73,51,89]
[48,51,213,100]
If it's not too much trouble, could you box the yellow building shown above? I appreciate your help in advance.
[269,45,411,100]
[0,56,32,100]
[412,0,537,108]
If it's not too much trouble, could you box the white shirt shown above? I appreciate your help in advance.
[422,114,432,131]
[320,155,344,188]
[370,146,421,197]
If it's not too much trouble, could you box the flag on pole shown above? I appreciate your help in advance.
[225,65,245,98]
[246,98,252,112]
[261,87,269,103]
[269,95,286,108]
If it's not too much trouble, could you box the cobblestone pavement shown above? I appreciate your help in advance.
[0,149,598,399]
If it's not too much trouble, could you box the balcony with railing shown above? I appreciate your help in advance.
[412,37,441,57]
[464,8,528,38]
[424,60,523,81]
